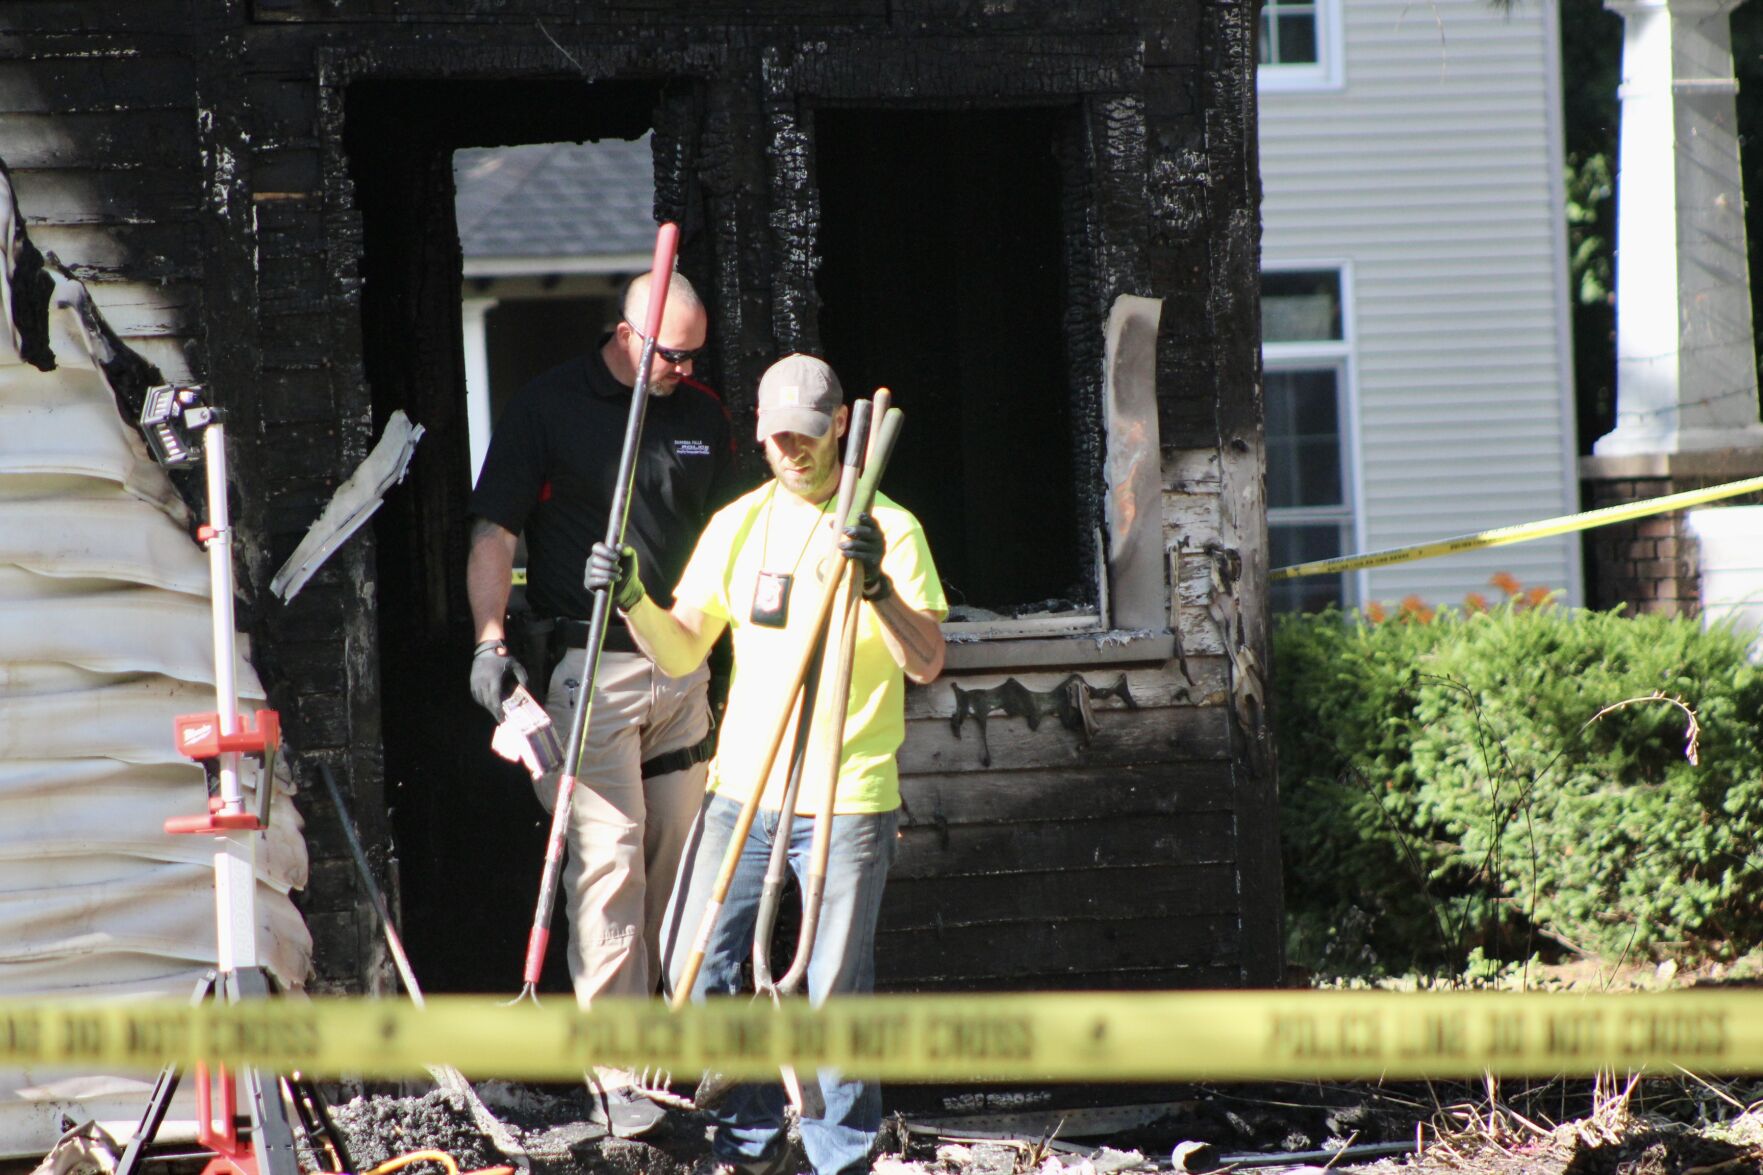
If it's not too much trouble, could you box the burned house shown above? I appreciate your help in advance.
[0,0,1273,1049]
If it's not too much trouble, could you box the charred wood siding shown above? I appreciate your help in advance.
[1,0,1273,992]
[886,658,1243,989]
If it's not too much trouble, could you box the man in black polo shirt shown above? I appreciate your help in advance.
[465,271,736,1136]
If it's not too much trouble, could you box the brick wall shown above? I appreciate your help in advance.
[1581,453,1763,617]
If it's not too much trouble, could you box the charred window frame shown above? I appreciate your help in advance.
[811,106,1170,668]
[1262,265,1360,612]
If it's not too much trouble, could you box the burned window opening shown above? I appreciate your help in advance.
[813,106,1094,621]
[345,78,669,995]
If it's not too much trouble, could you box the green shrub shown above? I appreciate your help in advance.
[1273,601,1763,978]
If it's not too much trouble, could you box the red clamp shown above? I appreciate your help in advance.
[165,709,280,835]
[174,709,280,763]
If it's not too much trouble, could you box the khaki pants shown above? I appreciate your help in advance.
[536,647,711,1005]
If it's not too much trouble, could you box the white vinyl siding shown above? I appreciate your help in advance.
[1259,0,1581,608]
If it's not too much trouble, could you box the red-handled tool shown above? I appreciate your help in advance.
[514,221,680,1002]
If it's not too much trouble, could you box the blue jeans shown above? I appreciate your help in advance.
[661,794,899,1175]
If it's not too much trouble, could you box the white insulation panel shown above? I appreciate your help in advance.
[0,250,313,1156]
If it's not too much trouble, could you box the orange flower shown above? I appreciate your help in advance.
[1399,594,1435,623]
[1490,571,1523,597]
[1523,586,1553,609]
[1463,592,1489,614]
[1364,600,1387,623]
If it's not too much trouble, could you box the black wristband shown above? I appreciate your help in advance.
[473,639,506,658]
[862,572,893,602]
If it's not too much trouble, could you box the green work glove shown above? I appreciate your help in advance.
[586,542,645,611]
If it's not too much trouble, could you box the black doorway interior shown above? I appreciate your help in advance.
[814,107,1087,615]
[345,78,666,994]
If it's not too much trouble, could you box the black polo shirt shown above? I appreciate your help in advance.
[471,343,738,650]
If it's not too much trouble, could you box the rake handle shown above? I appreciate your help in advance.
[518,221,679,991]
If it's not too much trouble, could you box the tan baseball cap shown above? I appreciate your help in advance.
[755,353,843,441]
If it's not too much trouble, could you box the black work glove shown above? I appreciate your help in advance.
[840,513,893,601]
[585,541,645,611]
[470,639,527,719]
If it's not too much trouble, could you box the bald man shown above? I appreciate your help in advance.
[466,271,736,1136]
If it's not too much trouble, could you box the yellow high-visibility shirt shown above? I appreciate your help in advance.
[671,480,946,815]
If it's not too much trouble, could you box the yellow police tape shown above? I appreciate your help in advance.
[1271,474,1763,581]
[1,990,1759,1082]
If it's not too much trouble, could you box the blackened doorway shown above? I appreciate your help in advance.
[345,78,669,994]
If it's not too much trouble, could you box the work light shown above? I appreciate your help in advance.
[138,382,213,468]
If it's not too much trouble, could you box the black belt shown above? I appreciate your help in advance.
[555,616,637,653]
[640,730,717,780]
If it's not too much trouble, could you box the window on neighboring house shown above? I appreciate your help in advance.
[1258,0,1342,91]
[1262,267,1355,613]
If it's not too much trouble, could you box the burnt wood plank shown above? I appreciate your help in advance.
[940,632,1183,673]
[877,913,1239,982]
[899,764,1233,828]
[892,810,1235,880]
[900,702,1229,775]
[0,57,195,114]
[891,0,1139,33]
[28,223,200,283]
[83,281,199,338]
[0,2,196,27]
[1194,0,1282,988]
[0,110,197,170]
[784,37,1142,99]
[908,660,1230,719]
[10,167,196,226]
[882,862,1239,932]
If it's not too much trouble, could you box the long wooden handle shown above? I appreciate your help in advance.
[774,568,863,994]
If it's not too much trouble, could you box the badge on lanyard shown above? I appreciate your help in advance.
[751,570,793,628]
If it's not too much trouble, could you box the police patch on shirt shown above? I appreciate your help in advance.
[674,439,712,457]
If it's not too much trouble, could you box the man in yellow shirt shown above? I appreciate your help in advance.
[586,353,945,1175]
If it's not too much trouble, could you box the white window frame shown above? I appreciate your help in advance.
[1256,0,1344,93]
[1261,261,1362,608]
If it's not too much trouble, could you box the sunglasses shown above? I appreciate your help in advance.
[624,318,702,366]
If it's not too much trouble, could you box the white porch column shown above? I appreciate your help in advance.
[461,296,499,485]
[1595,0,1763,456]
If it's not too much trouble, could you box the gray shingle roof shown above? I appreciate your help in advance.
[454,136,657,261]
